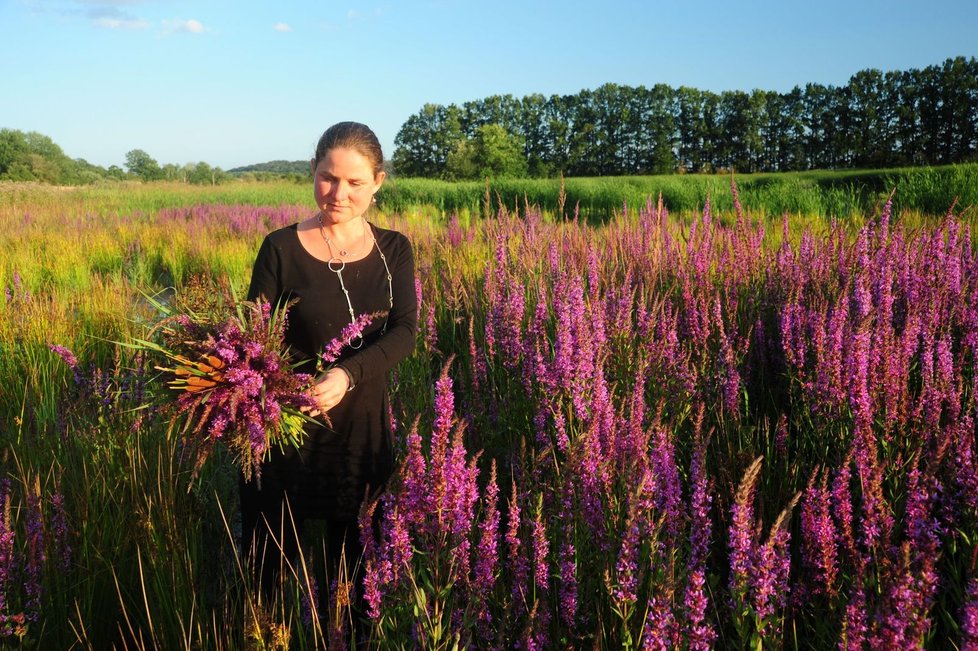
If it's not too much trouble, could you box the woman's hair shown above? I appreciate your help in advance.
[314,122,384,176]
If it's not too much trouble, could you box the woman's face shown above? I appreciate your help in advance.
[312,147,385,225]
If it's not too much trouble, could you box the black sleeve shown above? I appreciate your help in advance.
[247,235,282,303]
[338,234,418,386]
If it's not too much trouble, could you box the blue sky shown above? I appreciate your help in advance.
[2,0,976,171]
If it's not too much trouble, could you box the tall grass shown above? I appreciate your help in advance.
[377,163,978,223]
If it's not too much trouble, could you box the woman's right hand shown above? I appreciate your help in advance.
[301,366,351,417]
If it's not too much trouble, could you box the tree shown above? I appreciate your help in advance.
[125,149,163,181]
[445,124,528,180]
[521,93,553,176]
[392,104,464,177]
[636,83,678,175]
[0,129,31,180]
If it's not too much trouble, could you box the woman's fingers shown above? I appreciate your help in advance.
[310,368,350,413]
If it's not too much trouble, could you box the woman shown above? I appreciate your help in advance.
[243,122,417,592]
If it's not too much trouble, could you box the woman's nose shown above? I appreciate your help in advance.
[329,182,348,200]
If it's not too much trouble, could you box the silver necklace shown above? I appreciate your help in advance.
[319,214,368,258]
[321,221,393,349]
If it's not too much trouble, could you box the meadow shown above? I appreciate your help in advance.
[0,177,976,649]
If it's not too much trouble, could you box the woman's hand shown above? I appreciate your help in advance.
[302,367,351,417]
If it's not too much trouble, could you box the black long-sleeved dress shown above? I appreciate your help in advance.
[244,222,417,523]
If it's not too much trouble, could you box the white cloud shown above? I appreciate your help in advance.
[27,0,152,28]
[76,0,143,6]
[94,15,149,28]
[162,18,206,34]
[273,22,291,32]
[346,9,358,19]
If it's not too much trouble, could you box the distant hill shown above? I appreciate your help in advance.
[228,160,310,176]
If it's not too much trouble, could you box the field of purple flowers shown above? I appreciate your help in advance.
[376,190,978,649]
[0,181,976,649]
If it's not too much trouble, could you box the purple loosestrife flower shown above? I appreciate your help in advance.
[642,594,680,650]
[750,504,797,640]
[506,482,529,610]
[650,424,683,547]
[589,364,617,463]
[552,409,570,455]
[728,459,800,643]
[613,497,643,606]
[48,344,78,370]
[846,316,874,436]
[551,273,574,389]
[467,316,486,394]
[607,268,636,336]
[432,360,455,448]
[472,462,500,638]
[531,500,549,594]
[779,298,806,373]
[22,484,44,623]
[445,434,480,583]
[447,213,463,248]
[851,433,892,553]
[876,464,940,646]
[384,497,412,586]
[556,485,578,630]
[300,575,319,629]
[398,421,427,529]
[499,276,527,372]
[961,577,978,651]
[800,469,838,598]
[0,482,14,618]
[774,413,789,458]
[843,581,869,649]
[482,240,510,359]
[951,416,978,519]
[731,176,744,225]
[49,344,84,386]
[526,281,554,394]
[320,311,386,364]
[820,299,849,416]
[684,569,715,651]
[358,498,387,619]
[830,457,858,564]
[567,279,593,419]
[623,363,648,462]
[852,226,873,322]
[684,409,716,649]
[728,459,761,607]
[48,492,71,574]
[576,421,609,545]
[878,544,935,648]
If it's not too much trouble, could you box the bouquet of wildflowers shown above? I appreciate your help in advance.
[133,280,318,483]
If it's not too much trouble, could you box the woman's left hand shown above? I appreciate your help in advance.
[302,367,351,416]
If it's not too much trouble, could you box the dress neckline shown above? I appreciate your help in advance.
[291,222,377,266]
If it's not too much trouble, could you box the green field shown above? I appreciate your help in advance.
[1,178,976,648]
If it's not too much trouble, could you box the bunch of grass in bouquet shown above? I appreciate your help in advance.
[132,278,318,484]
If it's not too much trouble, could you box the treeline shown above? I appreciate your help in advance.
[0,129,117,185]
[392,56,978,179]
[227,160,309,178]
[0,129,303,186]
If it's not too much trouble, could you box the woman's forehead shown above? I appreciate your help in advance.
[315,147,375,178]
